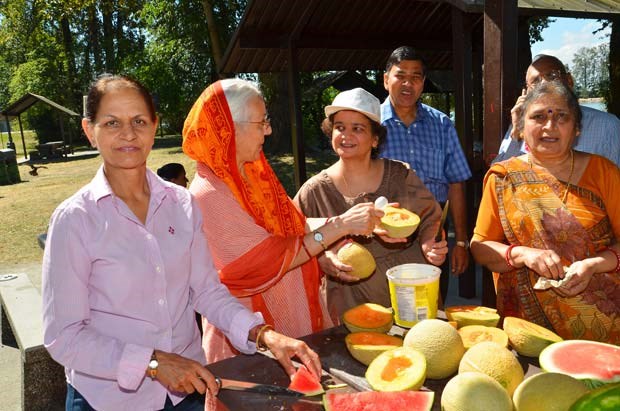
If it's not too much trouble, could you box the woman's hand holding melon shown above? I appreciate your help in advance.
[337,202,384,237]
[258,328,322,379]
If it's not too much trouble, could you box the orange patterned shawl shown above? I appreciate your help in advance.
[489,157,620,343]
[182,81,324,334]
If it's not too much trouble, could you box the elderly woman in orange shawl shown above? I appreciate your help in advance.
[471,80,620,343]
[183,79,384,363]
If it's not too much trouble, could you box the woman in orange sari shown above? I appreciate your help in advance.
[471,80,620,343]
[183,79,384,363]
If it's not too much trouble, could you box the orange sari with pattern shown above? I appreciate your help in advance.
[488,157,620,343]
[182,81,330,362]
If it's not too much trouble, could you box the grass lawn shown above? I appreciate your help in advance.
[0,136,336,268]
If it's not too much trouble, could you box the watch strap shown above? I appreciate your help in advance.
[148,351,158,379]
[456,240,469,249]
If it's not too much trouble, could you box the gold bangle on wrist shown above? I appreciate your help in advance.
[255,324,274,352]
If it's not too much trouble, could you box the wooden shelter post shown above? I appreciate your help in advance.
[482,0,519,307]
[451,6,476,298]
[4,114,15,151]
[286,42,306,190]
[17,114,28,159]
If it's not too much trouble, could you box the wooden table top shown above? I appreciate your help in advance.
[206,325,542,411]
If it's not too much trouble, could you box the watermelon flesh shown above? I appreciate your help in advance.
[288,365,324,396]
[323,390,434,411]
[539,340,620,388]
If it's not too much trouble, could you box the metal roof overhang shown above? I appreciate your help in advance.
[1,93,80,118]
[220,0,620,75]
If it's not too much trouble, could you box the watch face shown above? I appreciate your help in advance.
[314,231,324,241]
[149,359,158,369]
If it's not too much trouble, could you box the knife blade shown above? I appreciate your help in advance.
[435,200,450,242]
[216,377,304,397]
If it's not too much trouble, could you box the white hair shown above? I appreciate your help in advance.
[220,78,263,122]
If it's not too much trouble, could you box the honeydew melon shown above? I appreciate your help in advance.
[512,372,589,411]
[337,241,376,279]
[365,346,427,392]
[342,303,393,334]
[503,316,563,357]
[445,305,500,328]
[458,325,509,349]
[458,341,524,396]
[441,372,512,411]
[403,319,465,379]
[380,206,420,238]
[345,332,403,366]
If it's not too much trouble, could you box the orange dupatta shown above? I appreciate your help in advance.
[182,81,323,331]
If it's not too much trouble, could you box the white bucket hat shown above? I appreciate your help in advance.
[324,88,381,123]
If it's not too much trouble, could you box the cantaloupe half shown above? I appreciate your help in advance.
[345,332,403,366]
[380,206,420,238]
[458,325,509,349]
[445,305,500,328]
[342,303,393,334]
[503,316,562,357]
[366,346,427,392]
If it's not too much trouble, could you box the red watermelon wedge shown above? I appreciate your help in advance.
[323,390,434,411]
[288,365,324,396]
[539,340,620,389]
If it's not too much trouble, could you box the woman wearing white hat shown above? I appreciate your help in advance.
[295,88,448,323]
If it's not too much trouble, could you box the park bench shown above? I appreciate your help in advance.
[0,273,65,410]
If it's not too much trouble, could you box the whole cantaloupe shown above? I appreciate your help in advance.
[337,241,376,279]
[441,371,512,411]
[458,341,524,396]
[403,319,465,379]
[513,372,589,411]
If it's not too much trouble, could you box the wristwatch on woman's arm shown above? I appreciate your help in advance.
[455,240,469,250]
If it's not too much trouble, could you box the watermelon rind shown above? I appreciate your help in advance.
[323,390,434,411]
[569,382,620,411]
[539,340,620,389]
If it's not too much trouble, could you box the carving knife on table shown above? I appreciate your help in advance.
[435,200,450,242]
[214,376,304,397]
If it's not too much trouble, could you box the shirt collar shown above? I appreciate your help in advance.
[90,165,178,204]
[381,98,424,124]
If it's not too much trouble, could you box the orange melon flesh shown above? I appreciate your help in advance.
[381,356,413,381]
[458,325,509,349]
[366,346,427,392]
[345,332,403,366]
[343,303,393,333]
[503,316,562,357]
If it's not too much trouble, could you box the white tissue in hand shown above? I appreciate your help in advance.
[374,196,388,210]
[533,270,577,290]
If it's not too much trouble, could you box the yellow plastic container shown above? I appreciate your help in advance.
[386,263,441,328]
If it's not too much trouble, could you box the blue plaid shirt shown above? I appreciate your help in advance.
[380,99,472,202]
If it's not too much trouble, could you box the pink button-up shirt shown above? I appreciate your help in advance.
[42,166,263,410]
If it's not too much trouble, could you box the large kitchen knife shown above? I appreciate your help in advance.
[215,377,304,397]
[435,200,450,242]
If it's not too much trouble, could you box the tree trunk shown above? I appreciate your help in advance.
[102,1,115,72]
[609,17,620,117]
[260,72,292,153]
[89,5,103,74]
[201,0,224,75]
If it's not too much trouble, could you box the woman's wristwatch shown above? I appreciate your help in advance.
[456,240,469,250]
[148,351,158,379]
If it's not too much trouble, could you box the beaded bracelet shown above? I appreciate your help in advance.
[604,247,620,273]
[505,244,518,269]
[255,324,274,352]
[301,239,312,258]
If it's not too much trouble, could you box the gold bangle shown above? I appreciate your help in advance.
[255,324,274,352]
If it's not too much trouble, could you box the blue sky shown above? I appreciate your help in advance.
[531,17,611,69]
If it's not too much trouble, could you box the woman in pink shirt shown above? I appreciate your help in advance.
[42,75,320,411]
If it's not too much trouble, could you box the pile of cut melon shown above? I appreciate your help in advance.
[322,302,620,411]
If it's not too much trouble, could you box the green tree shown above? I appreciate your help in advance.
[571,44,609,98]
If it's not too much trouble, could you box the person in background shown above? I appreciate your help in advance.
[183,79,385,365]
[42,74,321,411]
[380,46,472,305]
[493,54,620,166]
[157,162,189,187]
[295,88,448,323]
[471,80,620,343]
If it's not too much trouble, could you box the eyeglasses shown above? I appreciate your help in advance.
[527,70,564,87]
[237,114,271,129]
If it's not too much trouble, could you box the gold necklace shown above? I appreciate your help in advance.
[528,149,574,204]
[341,172,354,198]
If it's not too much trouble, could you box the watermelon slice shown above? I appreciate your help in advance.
[323,390,434,411]
[539,340,620,389]
[288,365,324,396]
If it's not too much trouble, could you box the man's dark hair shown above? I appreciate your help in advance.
[385,46,426,74]
[157,163,186,181]
[531,54,568,75]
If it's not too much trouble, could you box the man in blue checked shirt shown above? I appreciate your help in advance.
[380,46,472,305]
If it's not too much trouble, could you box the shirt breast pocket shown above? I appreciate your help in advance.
[415,145,445,182]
